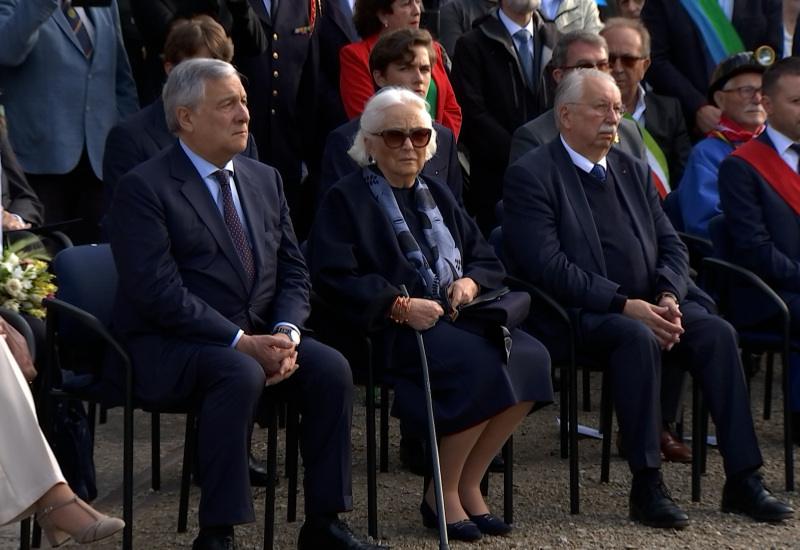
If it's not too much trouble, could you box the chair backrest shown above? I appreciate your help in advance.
[488,226,504,264]
[707,214,734,261]
[663,191,684,232]
[52,244,118,349]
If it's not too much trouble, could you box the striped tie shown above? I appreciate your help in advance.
[62,0,93,58]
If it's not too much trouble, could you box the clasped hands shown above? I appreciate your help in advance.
[622,297,683,351]
[404,278,478,331]
[235,332,298,386]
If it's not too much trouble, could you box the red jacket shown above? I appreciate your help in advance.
[339,33,462,139]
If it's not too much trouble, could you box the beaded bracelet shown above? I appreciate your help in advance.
[388,295,411,323]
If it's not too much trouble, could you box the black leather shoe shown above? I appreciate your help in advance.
[248,453,270,487]
[488,453,505,473]
[467,512,512,536]
[297,517,382,550]
[722,472,794,521]
[192,533,236,550]
[399,437,427,476]
[420,499,483,542]
[629,477,690,529]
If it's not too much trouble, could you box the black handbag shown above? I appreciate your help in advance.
[452,286,531,330]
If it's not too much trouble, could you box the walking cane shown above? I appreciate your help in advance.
[400,285,450,550]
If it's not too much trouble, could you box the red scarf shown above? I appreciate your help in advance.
[707,115,765,145]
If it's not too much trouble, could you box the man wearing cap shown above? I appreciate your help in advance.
[600,18,692,194]
[677,51,770,239]
[719,56,800,447]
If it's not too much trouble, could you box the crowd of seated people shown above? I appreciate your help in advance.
[3,0,800,548]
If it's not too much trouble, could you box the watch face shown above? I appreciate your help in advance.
[278,327,300,343]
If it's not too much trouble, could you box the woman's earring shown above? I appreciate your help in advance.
[368,155,375,164]
[381,19,388,27]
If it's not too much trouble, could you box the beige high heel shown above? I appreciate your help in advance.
[36,496,125,547]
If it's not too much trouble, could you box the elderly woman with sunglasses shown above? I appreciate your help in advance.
[307,87,552,543]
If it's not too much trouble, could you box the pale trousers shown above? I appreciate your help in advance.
[0,338,64,525]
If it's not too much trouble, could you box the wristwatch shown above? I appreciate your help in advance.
[274,326,301,346]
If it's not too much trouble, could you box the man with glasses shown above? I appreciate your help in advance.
[677,51,771,239]
[503,68,793,528]
[508,30,646,164]
[600,18,692,194]
[450,0,558,234]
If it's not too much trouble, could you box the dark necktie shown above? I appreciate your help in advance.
[213,170,255,285]
[514,29,535,92]
[590,164,607,181]
[790,143,800,174]
[61,0,93,58]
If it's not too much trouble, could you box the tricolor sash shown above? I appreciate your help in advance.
[731,139,800,217]
[677,0,745,67]
[624,114,670,199]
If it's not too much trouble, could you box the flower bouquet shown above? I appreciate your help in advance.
[0,237,56,318]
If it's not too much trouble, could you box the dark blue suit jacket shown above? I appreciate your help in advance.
[108,144,309,404]
[102,98,259,209]
[502,137,712,317]
[318,118,463,208]
[719,131,800,324]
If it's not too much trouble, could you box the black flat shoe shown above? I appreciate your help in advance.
[467,512,512,536]
[722,472,794,522]
[629,476,690,529]
[248,453,270,487]
[419,500,482,542]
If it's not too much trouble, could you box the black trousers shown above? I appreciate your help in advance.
[579,300,763,476]
[139,336,353,526]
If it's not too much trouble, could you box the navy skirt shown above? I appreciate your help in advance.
[385,320,553,438]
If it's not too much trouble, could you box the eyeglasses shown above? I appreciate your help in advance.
[719,85,763,100]
[370,128,432,148]
[561,61,611,72]
[566,102,627,117]
[608,53,645,68]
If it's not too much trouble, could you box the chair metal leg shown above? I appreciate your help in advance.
[379,384,389,473]
[19,518,30,550]
[123,403,134,550]
[582,364,591,412]
[263,403,278,550]
[178,413,196,533]
[364,342,378,539]
[503,437,513,525]
[569,343,579,514]
[560,364,568,460]
[764,352,774,420]
[691,379,703,502]
[782,348,795,491]
[286,401,299,523]
[151,412,161,491]
[600,372,613,484]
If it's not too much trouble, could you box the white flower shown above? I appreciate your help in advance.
[2,299,19,312]
[5,278,23,298]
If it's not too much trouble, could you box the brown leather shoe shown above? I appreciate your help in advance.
[661,426,692,463]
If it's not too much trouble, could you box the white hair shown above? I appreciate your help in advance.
[554,68,619,129]
[162,58,240,134]
[348,87,438,166]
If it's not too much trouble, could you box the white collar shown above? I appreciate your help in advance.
[560,135,607,174]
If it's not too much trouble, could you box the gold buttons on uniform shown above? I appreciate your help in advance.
[270,109,276,115]
[272,90,278,96]
[273,52,278,59]
[273,71,278,77]
[273,33,278,40]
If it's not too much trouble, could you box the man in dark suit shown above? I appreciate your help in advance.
[451,0,557,234]
[103,15,259,210]
[319,28,462,208]
[641,0,781,137]
[719,57,800,446]
[1,126,43,231]
[600,18,691,189]
[503,68,792,527]
[236,0,321,240]
[508,30,647,164]
[108,59,380,550]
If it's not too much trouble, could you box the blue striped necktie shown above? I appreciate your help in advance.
[62,0,93,58]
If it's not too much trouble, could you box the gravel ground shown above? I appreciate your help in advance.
[3,364,800,550]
